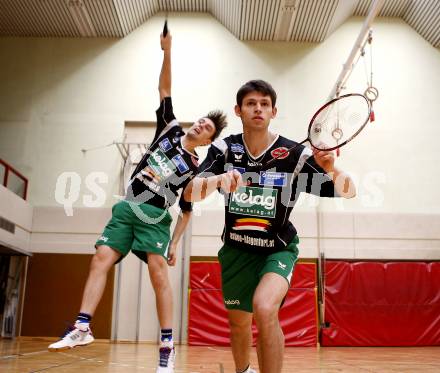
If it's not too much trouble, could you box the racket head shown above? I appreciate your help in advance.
[308,93,371,151]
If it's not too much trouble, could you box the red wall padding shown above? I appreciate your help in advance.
[188,261,317,346]
[322,261,440,346]
[190,262,223,290]
[188,288,317,346]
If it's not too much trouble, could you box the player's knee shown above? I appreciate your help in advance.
[228,315,251,331]
[148,255,168,286]
[253,300,277,322]
[91,247,116,271]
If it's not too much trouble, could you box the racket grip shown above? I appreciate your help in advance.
[336,148,340,157]
[370,109,375,122]
[163,20,168,37]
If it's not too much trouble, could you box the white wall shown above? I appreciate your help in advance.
[0,14,439,214]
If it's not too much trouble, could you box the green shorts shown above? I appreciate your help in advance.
[95,200,172,263]
[218,237,299,313]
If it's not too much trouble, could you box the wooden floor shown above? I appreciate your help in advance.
[1,339,440,372]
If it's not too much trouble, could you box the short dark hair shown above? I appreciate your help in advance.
[206,110,227,140]
[236,79,277,108]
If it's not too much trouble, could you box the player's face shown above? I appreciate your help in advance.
[235,91,277,131]
[187,117,216,146]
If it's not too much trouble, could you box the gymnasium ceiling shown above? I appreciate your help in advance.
[0,0,439,48]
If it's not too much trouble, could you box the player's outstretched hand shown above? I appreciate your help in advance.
[313,142,335,173]
[218,169,244,193]
[160,32,172,51]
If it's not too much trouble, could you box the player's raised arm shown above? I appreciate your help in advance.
[159,32,172,101]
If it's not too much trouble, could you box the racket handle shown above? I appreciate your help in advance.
[336,148,340,157]
[163,20,168,37]
[369,109,375,122]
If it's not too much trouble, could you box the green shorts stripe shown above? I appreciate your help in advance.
[218,237,299,312]
[95,200,172,263]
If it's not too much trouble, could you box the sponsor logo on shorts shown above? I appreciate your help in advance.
[159,138,172,152]
[225,299,240,305]
[231,143,244,153]
[259,171,287,187]
[232,218,271,232]
[156,242,164,248]
[98,236,108,242]
[229,186,277,218]
[172,154,189,173]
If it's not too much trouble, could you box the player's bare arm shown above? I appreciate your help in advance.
[167,209,191,266]
[159,32,172,101]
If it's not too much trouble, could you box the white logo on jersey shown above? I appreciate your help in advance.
[234,153,243,161]
[248,160,262,167]
[98,236,108,242]
[156,242,164,248]
[231,189,276,210]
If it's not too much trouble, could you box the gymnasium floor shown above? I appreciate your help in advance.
[1,339,439,372]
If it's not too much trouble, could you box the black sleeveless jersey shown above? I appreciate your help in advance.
[199,134,337,253]
[126,97,198,212]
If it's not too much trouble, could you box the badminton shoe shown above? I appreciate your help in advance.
[48,323,94,351]
[156,340,175,373]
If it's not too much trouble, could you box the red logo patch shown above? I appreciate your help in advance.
[270,147,289,160]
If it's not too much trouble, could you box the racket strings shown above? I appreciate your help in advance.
[310,96,369,148]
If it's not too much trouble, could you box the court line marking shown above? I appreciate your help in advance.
[0,350,48,360]
[30,353,106,372]
[207,347,230,353]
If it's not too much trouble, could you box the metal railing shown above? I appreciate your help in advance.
[0,159,28,200]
